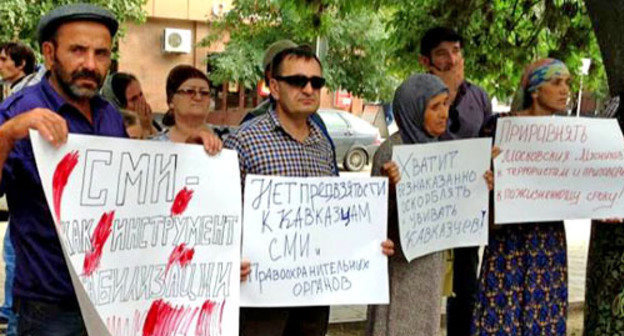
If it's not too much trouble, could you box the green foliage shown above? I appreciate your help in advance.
[202,0,398,101]
[387,0,607,101]
[204,0,606,103]
[1,0,605,103]
[0,0,147,56]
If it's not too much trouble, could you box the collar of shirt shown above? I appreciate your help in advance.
[40,74,111,126]
[9,75,26,89]
[0,73,126,303]
[267,106,323,146]
[451,80,470,109]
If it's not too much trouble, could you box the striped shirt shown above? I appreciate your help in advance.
[224,108,338,186]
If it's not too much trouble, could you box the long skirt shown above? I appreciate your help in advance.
[471,222,567,336]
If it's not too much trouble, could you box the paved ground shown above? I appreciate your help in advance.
[327,307,584,336]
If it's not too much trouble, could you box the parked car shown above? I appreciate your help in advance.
[318,108,382,171]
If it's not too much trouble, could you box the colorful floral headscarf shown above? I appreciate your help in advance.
[522,58,570,92]
[511,58,570,111]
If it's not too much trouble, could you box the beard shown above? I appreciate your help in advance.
[52,53,104,100]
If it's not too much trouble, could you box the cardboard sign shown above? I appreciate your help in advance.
[241,175,389,307]
[30,131,242,336]
[494,117,624,223]
[393,138,491,261]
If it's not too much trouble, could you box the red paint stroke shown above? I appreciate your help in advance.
[218,301,225,335]
[171,187,194,216]
[107,311,147,336]
[83,211,115,276]
[196,300,225,336]
[52,151,79,222]
[165,243,195,275]
[142,299,198,336]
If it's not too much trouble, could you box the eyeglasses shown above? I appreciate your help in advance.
[274,75,326,89]
[175,88,211,99]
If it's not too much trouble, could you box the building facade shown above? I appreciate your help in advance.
[117,0,365,126]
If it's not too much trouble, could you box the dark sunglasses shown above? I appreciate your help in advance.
[274,75,326,89]
[175,88,211,99]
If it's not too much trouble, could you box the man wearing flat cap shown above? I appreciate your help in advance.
[0,4,122,335]
[0,4,220,335]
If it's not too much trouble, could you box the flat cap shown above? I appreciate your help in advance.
[263,39,297,70]
[37,3,119,46]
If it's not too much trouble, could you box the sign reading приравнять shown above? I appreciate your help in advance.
[392,138,491,261]
[30,131,242,336]
[495,116,624,224]
[241,175,389,307]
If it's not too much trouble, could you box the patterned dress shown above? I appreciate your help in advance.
[584,221,624,335]
[471,114,568,336]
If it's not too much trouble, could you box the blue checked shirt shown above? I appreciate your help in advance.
[224,108,338,186]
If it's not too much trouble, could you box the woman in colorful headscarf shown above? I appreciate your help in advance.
[471,58,571,336]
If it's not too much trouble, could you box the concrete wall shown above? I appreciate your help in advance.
[117,18,227,112]
[117,0,364,122]
[145,0,232,21]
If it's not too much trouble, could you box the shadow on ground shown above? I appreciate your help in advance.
[327,306,584,336]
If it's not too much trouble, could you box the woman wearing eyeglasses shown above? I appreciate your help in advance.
[152,65,215,142]
[154,65,252,282]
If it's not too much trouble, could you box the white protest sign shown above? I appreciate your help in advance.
[392,138,491,261]
[240,175,389,307]
[494,117,624,223]
[30,131,241,336]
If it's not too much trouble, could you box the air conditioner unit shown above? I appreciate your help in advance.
[162,28,192,54]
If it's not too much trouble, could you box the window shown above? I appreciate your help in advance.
[320,111,349,130]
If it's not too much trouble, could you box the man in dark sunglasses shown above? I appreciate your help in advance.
[225,45,335,336]
[240,40,338,175]
[272,74,326,89]
[418,26,492,336]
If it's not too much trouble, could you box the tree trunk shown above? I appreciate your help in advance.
[585,0,624,124]
[585,0,624,96]
[238,83,246,112]
[221,83,228,113]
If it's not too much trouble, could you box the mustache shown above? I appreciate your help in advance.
[430,63,452,72]
[71,69,102,83]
